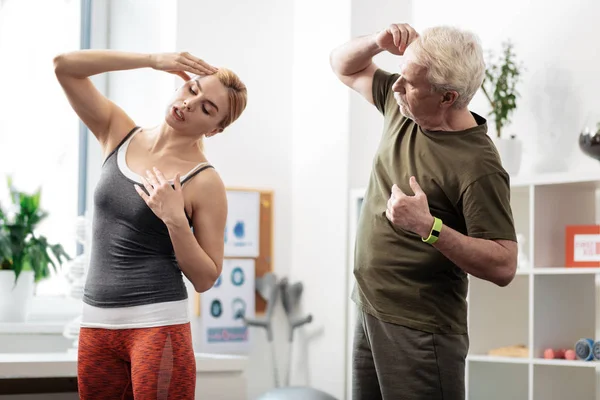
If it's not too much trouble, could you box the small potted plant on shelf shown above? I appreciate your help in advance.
[0,177,70,322]
[480,40,524,175]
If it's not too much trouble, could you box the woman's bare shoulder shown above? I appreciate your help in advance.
[184,165,226,207]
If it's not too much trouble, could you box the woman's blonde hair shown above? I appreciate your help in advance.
[409,26,485,109]
[198,68,248,151]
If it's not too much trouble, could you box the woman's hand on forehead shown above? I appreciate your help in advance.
[151,52,218,82]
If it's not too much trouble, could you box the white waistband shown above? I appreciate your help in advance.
[80,299,190,329]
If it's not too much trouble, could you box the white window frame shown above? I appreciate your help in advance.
[24,0,109,326]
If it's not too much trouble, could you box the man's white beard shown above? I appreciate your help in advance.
[399,103,414,120]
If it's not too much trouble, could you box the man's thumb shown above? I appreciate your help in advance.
[409,176,423,195]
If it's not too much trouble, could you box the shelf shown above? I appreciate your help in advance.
[468,355,600,368]
[532,267,600,275]
[511,170,600,187]
[467,355,529,364]
[533,358,600,368]
[513,267,600,275]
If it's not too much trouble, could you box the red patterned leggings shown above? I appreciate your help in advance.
[77,323,196,399]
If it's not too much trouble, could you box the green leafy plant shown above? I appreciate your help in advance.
[0,177,70,284]
[481,40,523,139]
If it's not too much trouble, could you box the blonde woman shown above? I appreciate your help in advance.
[54,50,247,399]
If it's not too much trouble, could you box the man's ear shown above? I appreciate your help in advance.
[441,90,459,107]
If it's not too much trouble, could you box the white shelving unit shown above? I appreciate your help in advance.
[467,171,600,400]
[345,171,600,400]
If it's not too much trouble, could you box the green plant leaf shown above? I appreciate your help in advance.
[1,179,71,283]
[480,40,524,138]
[12,255,23,283]
[0,232,11,265]
[50,243,71,265]
[0,203,11,266]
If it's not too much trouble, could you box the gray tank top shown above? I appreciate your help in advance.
[83,127,214,308]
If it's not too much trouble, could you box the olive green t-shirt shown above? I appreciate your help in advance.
[351,68,517,334]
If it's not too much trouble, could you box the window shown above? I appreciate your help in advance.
[0,0,82,296]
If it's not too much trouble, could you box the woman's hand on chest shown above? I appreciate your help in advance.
[134,167,188,226]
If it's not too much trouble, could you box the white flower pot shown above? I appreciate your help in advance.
[0,270,34,322]
[495,137,523,176]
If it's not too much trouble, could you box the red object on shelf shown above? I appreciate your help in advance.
[565,349,576,360]
[544,348,567,359]
[565,225,600,268]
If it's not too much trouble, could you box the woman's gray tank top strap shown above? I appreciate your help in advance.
[181,162,214,185]
[102,126,141,165]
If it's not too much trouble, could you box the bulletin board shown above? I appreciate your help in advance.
[195,188,274,316]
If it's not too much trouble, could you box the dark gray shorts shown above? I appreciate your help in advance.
[352,307,469,400]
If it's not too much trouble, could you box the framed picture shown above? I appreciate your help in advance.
[565,225,600,268]
[224,190,261,258]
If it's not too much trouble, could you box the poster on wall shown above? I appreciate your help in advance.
[199,259,256,354]
[224,190,260,258]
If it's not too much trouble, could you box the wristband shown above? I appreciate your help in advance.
[422,217,442,244]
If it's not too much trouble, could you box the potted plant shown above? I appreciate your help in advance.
[0,177,70,322]
[481,40,524,175]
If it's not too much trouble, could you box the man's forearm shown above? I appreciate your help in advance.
[330,33,383,76]
[165,218,219,292]
[419,218,516,286]
[54,50,153,79]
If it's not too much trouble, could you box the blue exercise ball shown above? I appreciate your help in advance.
[256,386,338,400]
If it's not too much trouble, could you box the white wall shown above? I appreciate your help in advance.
[288,0,351,397]
[85,0,108,214]
[286,2,418,398]
[176,1,294,398]
[106,0,177,126]
[412,0,600,175]
[349,0,413,190]
[175,0,294,191]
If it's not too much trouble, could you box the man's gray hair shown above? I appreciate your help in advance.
[409,26,485,109]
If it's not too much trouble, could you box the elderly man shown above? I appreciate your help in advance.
[330,23,518,400]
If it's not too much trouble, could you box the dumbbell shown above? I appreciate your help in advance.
[543,348,576,360]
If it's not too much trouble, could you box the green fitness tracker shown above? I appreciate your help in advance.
[422,217,442,244]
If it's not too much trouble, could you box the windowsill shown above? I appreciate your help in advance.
[0,352,248,379]
[0,322,67,335]
[1,296,82,335]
